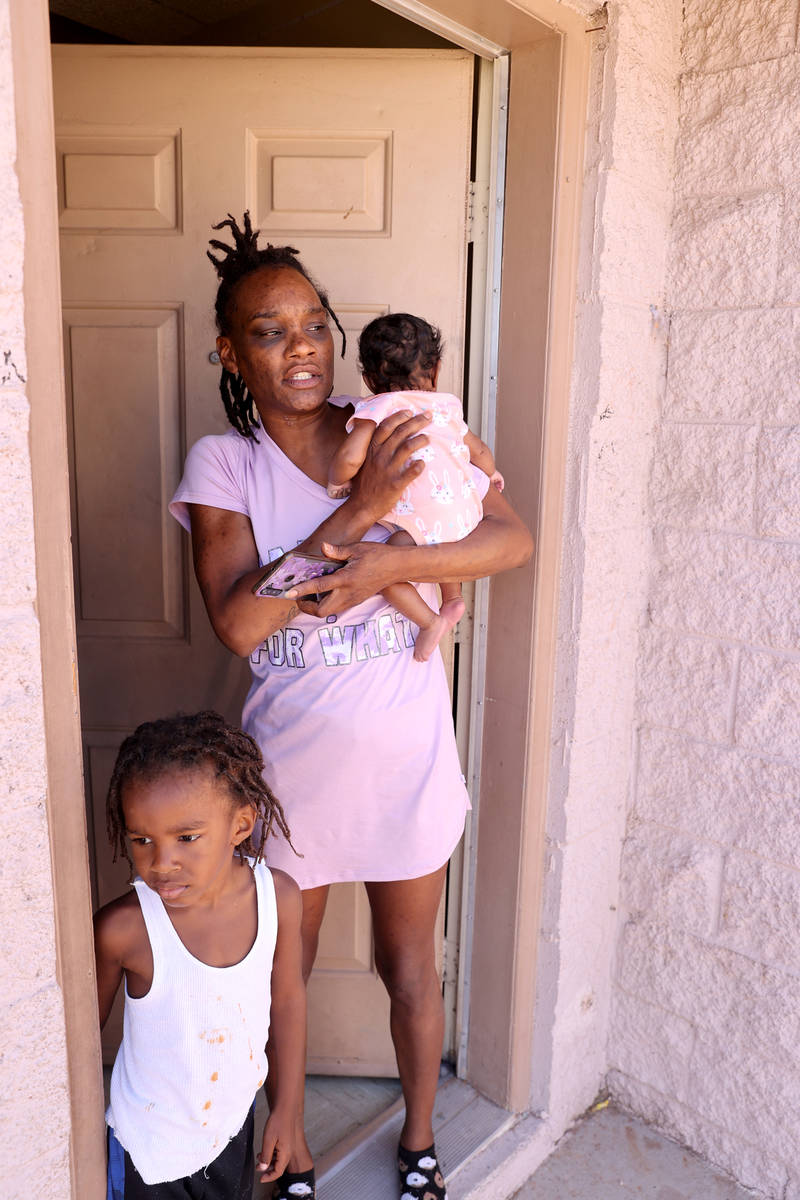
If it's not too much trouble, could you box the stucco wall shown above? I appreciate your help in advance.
[532,0,682,1132]
[609,2,800,1196]
[0,2,72,1196]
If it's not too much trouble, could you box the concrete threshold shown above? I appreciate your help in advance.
[317,1076,516,1200]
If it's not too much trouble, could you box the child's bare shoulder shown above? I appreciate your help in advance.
[94,889,147,961]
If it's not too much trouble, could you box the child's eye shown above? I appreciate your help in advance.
[130,836,151,846]
[178,833,200,843]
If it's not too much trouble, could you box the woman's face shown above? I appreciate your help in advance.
[217,264,335,420]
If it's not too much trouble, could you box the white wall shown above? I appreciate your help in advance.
[609,2,800,1196]
[533,0,683,1134]
[0,1,73,1196]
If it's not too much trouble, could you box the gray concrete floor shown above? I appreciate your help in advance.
[512,1105,755,1200]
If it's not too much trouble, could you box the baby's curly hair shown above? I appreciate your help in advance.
[358,312,443,393]
[208,211,346,440]
[106,710,294,872]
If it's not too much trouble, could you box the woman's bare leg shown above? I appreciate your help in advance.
[266,883,329,1172]
[365,866,448,1150]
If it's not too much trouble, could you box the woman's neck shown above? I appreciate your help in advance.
[258,400,347,485]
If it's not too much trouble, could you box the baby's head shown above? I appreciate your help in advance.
[106,710,292,874]
[358,313,443,394]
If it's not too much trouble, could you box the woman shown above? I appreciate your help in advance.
[170,214,532,1200]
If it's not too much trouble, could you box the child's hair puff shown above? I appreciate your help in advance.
[106,710,293,871]
[208,211,346,440]
[358,312,443,393]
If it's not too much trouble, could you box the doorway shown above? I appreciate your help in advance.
[50,0,503,1175]
[24,0,593,1194]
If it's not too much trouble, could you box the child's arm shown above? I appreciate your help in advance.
[93,893,151,1028]
[257,870,306,1185]
[327,419,377,498]
[463,429,504,491]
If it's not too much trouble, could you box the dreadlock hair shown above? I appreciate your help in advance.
[106,710,295,875]
[358,312,443,394]
[207,211,347,440]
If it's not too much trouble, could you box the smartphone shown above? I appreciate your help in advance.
[252,551,346,598]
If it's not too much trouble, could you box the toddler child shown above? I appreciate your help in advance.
[327,312,503,661]
[95,710,310,1200]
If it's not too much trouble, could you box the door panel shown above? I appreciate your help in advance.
[55,46,472,1071]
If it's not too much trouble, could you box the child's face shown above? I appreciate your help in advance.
[122,767,255,908]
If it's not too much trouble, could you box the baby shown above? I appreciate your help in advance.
[328,312,502,661]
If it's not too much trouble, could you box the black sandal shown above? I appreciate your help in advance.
[397,1143,447,1200]
[271,1167,316,1198]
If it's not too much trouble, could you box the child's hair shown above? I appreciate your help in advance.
[207,211,346,441]
[106,710,293,872]
[358,312,443,393]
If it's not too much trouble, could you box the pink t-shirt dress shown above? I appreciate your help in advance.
[170,412,488,890]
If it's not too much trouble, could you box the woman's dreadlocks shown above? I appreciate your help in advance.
[207,211,346,440]
[106,710,295,874]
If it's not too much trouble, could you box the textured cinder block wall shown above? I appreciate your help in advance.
[0,2,73,1196]
[533,0,683,1130]
[609,2,800,1196]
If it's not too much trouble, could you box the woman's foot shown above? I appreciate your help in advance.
[413,598,465,662]
[271,1167,316,1198]
[397,1143,447,1199]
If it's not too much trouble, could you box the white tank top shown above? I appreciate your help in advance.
[107,860,277,1185]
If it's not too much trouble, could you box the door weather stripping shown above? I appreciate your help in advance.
[370,0,509,58]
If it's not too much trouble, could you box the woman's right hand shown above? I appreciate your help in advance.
[346,409,431,520]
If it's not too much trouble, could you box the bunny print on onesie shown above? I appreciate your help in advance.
[344,390,483,547]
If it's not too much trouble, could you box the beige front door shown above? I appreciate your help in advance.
[55,45,473,1072]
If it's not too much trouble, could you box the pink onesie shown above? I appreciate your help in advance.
[347,390,482,545]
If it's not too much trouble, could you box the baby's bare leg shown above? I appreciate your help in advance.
[385,532,465,663]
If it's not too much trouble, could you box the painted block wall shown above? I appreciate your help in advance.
[533,0,683,1134]
[609,1,800,1195]
[0,2,73,1196]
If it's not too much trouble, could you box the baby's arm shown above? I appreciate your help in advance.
[257,870,306,1185]
[93,892,152,1028]
[327,418,377,499]
[463,429,504,491]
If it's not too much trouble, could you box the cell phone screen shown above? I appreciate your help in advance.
[252,552,345,598]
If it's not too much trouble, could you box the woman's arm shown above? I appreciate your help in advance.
[289,485,533,618]
[189,410,431,656]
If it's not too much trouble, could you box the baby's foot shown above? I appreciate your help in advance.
[413,598,465,662]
